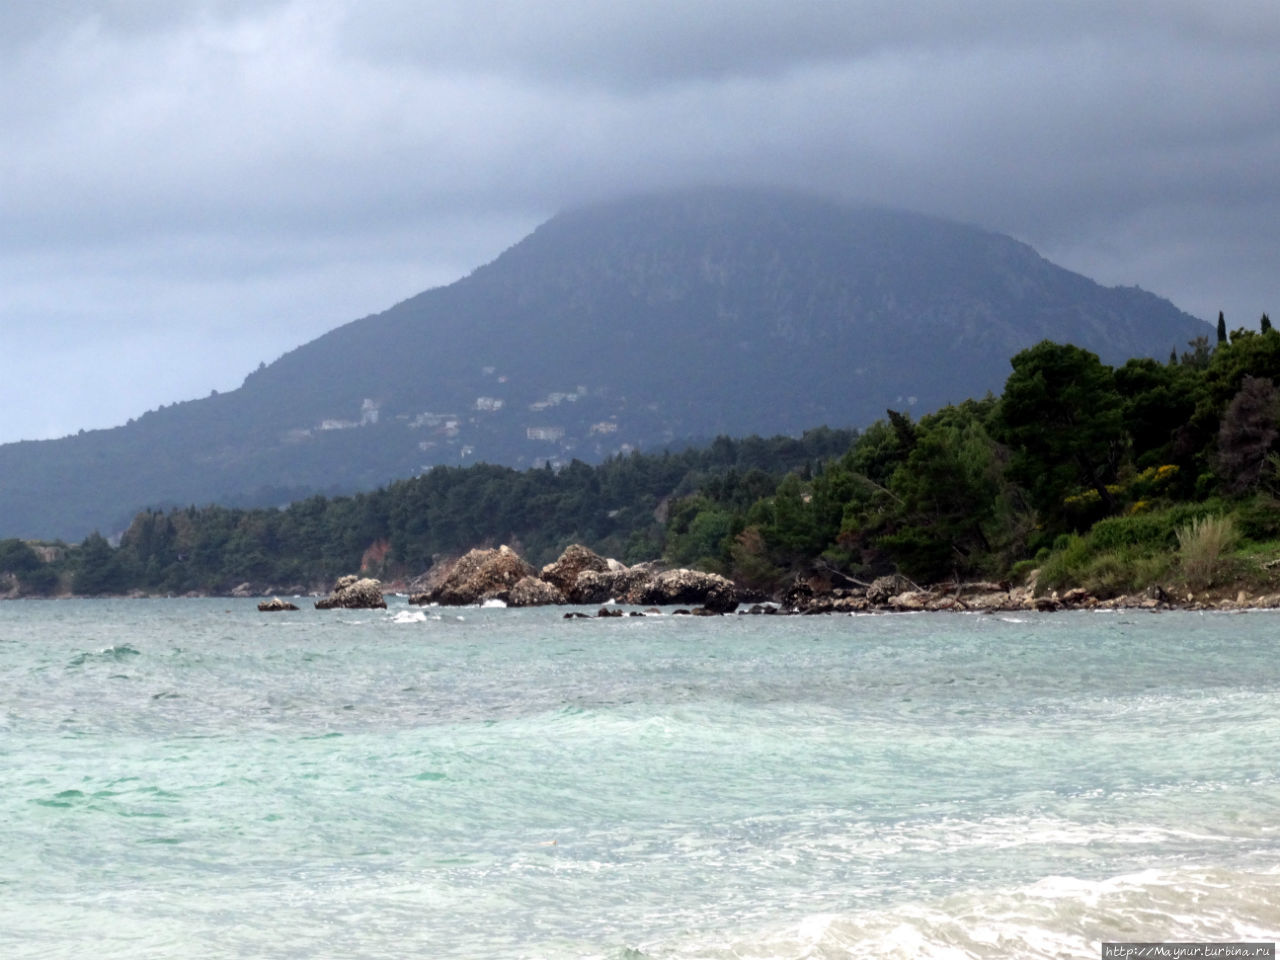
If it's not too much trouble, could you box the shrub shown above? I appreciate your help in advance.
[1036,534,1092,594]
[1007,558,1039,585]
[1035,503,1213,597]
[1234,495,1280,542]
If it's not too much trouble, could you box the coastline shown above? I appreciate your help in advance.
[8,540,1279,614]
[10,582,1280,614]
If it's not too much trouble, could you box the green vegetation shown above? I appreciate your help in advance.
[7,320,1280,601]
[635,323,1280,601]
[2,430,854,596]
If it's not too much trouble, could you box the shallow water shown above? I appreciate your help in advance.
[2,599,1278,957]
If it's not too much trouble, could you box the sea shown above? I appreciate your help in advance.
[2,598,1278,959]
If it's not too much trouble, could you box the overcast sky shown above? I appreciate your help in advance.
[3,0,1277,444]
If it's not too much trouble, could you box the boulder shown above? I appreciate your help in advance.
[541,544,609,594]
[258,597,299,612]
[866,574,913,605]
[569,565,653,604]
[1061,587,1093,606]
[631,569,738,614]
[315,575,387,610]
[889,590,934,611]
[506,576,566,607]
[780,578,816,612]
[409,545,535,606]
[567,569,618,604]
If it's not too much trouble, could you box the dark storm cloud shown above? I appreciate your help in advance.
[1,0,1277,443]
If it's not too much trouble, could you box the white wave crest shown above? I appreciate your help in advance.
[389,610,430,624]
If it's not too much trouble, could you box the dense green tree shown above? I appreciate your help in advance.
[665,497,736,571]
[992,341,1124,529]
[21,565,61,595]
[72,532,131,595]
[0,539,41,574]
[1114,358,1203,470]
[878,404,1003,581]
[1204,330,1280,407]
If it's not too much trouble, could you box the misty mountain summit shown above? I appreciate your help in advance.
[0,187,1209,540]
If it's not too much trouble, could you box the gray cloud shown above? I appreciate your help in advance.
[2,0,1277,443]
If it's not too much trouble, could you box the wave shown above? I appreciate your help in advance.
[630,865,1280,959]
[66,644,142,667]
[389,610,432,624]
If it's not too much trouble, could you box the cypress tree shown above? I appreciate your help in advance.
[1262,313,1273,334]
[1217,311,1228,344]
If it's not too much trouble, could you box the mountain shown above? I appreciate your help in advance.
[1,187,1210,541]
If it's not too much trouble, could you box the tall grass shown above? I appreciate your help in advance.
[1177,514,1237,591]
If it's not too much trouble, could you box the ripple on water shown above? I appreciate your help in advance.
[66,644,142,668]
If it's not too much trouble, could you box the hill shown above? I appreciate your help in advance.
[0,187,1210,540]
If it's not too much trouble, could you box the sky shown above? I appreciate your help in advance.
[3,0,1278,444]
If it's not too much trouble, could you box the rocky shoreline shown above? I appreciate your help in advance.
[272,544,1280,615]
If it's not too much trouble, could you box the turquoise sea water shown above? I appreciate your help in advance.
[2,599,1278,958]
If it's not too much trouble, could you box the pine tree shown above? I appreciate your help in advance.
[1217,311,1228,344]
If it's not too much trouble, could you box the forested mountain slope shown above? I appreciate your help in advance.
[0,187,1208,540]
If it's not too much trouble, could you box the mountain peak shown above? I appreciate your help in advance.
[0,187,1209,539]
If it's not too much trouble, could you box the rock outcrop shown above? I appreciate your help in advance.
[405,544,740,612]
[315,575,386,609]
[258,597,299,612]
[540,544,609,594]
[398,542,1280,617]
[631,569,738,614]
[507,576,567,607]
[409,546,536,606]
[568,569,623,604]
[570,564,656,604]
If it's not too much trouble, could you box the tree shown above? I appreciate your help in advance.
[1114,358,1203,469]
[1217,311,1228,344]
[1263,313,1273,334]
[1181,335,1212,370]
[1204,329,1280,407]
[22,565,60,595]
[993,341,1124,529]
[72,532,129,596]
[878,405,1003,581]
[0,539,40,574]
[1216,376,1280,493]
